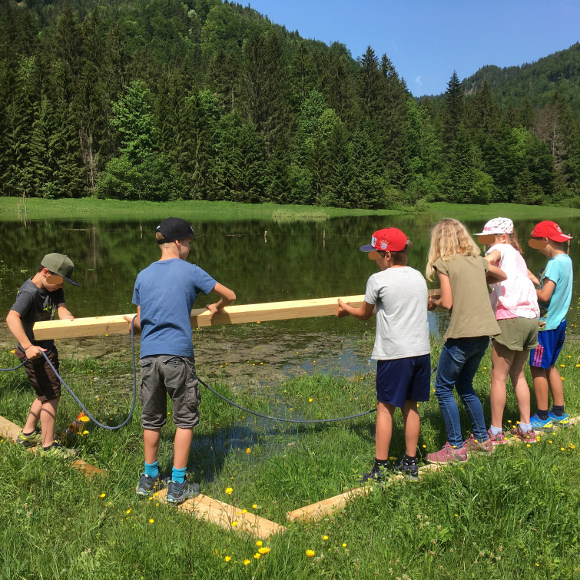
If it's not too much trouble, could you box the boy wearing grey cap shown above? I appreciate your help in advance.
[128,217,236,505]
[6,253,79,457]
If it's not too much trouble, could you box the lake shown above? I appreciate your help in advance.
[0,214,578,382]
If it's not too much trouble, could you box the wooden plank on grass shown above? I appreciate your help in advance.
[0,414,105,478]
[32,290,440,340]
[156,488,286,539]
[286,487,370,522]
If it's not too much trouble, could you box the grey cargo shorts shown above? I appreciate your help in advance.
[139,355,201,430]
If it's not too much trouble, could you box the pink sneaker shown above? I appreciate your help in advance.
[487,429,507,445]
[426,442,468,464]
[511,426,537,443]
[463,434,493,453]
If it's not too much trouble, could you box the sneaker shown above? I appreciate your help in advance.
[487,429,507,445]
[426,442,468,464]
[548,411,570,426]
[17,428,42,448]
[511,426,537,443]
[39,443,79,459]
[530,414,554,431]
[394,455,419,481]
[166,479,200,505]
[136,473,163,497]
[360,464,387,483]
[463,434,494,453]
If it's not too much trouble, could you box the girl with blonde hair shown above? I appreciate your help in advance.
[426,218,506,463]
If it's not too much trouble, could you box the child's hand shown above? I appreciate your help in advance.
[336,299,350,318]
[24,344,46,360]
[206,302,223,320]
[123,315,140,333]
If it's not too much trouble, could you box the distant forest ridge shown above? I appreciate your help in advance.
[1,0,579,207]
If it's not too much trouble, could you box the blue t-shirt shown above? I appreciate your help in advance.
[132,259,216,358]
[540,253,573,330]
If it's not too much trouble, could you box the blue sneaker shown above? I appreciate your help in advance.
[166,479,200,505]
[548,411,570,426]
[530,414,554,431]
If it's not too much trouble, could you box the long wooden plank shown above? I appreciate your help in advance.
[0,414,105,478]
[156,488,286,539]
[286,487,370,522]
[32,290,441,340]
[32,295,365,340]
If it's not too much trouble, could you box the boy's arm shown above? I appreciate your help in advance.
[5,310,45,358]
[123,306,141,333]
[206,283,236,319]
[428,272,453,310]
[336,298,375,320]
[536,279,556,303]
[527,268,540,286]
[57,303,74,321]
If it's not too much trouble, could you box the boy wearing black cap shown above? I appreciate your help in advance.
[528,220,574,430]
[129,217,236,504]
[337,228,431,481]
[6,253,79,457]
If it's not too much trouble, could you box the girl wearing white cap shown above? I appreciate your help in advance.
[475,217,540,443]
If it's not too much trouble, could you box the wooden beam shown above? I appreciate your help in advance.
[0,414,105,478]
[156,489,286,539]
[32,295,366,340]
[286,487,370,522]
[32,290,440,340]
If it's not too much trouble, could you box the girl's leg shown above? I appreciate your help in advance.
[401,401,420,457]
[509,349,531,425]
[490,341,513,430]
[375,401,395,460]
[434,341,464,449]
[455,338,489,442]
[547,365,565,407]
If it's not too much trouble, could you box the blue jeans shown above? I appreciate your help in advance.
[435,337,489,448]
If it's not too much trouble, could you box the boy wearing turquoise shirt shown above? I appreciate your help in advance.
[528,221,573,430]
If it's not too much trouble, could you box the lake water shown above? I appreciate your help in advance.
[1,214,578,382]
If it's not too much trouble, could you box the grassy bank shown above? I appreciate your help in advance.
[1,197,580,223]
[1,331,579,579]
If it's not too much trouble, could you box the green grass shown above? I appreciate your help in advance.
[2,197,580,223]
[1,338,580,579]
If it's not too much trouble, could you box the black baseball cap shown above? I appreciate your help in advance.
[156,218,195,243]
[41,253,79,286]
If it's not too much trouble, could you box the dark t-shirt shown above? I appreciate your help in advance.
[10,279,65,350]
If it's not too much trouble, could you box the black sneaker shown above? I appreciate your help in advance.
[166,479,200,505]
[394,455,419,481]
[136,473,163,497]
[360,464,386,483]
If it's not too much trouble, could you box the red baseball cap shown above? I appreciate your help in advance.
[360,228,408,253]
[530,221,572,242]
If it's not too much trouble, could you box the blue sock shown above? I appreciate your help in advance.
[144,461,159,478]
[172,466,187,484]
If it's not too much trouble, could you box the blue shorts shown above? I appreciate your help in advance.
[376,354,431,407]
[529,320,566,369]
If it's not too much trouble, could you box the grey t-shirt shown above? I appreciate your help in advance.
[364,266,431,360]
[10,279,65,350]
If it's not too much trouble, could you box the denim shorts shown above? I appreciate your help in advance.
[16,347,61,401]
[376,354,431,407]
[529,320,567,369]
[139,355,200,430]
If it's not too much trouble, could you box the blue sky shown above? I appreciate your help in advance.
[243,0,580,97]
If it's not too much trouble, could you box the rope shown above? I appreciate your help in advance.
[0,361,25,372]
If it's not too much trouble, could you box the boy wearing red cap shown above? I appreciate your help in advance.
[528,220,573,430]
[337,228,430,481]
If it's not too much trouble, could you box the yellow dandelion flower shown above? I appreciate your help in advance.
[254,553,261,559]
[225,487,233,494]
[561,447,565,451]
[560,364,566,368]
[258,547,270,554]
[99,493,106,498]
[308,398,313,402]
[242,509,247,514]
[231,521,238,527]
[126,508,132,514]
[80,416,90,422]
[342,543,347,548]
[322,535,328,541]
[82,430,89,435]
[225,556,231,562]
[149,519,154,524]
[306,550,315,558]
[256,540,263,547]
[243,559,250,566]
[252,504,258,509]
[246,448,252,454]
[388,456,396,462]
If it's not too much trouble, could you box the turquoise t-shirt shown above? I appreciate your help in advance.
[539,253,573,330]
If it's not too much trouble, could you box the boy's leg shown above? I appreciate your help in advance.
[173,427,194,470]
[547,365,565,407]
[40,398,59,447]
[490,341,512,430]
[144,428,161,464]
[375,401,395,461]
[401,401,419,457]
[531,366,549,411]
[23,397,42,434]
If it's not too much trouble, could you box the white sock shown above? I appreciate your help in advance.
[519,422,532,433]
[490,425,502,436]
